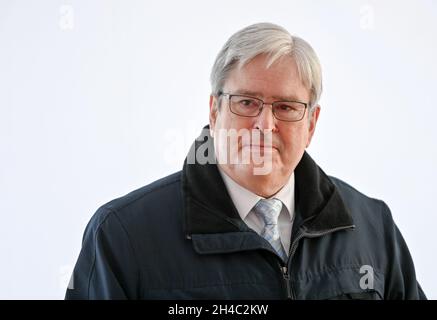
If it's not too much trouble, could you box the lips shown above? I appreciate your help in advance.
[243,144,278,151]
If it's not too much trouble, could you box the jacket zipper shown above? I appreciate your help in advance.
[281,265,292,299]
[281,224,356,299]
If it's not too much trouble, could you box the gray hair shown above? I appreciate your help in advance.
[210,22,322,112]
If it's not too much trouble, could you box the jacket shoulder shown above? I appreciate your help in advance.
[328,175,393,223]
[103,171,182,212]
[85,171,182,235]
[329,175,384,205]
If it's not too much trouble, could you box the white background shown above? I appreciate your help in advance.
[0,0,436,299]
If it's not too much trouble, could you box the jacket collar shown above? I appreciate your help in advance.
[181,125,354,253]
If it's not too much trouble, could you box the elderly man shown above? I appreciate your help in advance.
[66,23,425,300]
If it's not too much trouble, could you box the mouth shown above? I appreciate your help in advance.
[242,144,279,152]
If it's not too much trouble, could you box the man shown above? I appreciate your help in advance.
[66,23,425,299]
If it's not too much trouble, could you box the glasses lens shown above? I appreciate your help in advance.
[273,102,306,121]
[229,95,261,116]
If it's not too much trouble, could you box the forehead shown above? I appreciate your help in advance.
[223,54,310,102]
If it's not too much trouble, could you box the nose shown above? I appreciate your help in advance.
[254,103,278,132]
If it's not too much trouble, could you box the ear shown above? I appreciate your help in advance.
[209,94,219,137]
[306,105,321,147]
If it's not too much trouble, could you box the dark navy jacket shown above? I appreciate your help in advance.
[66,127,426,300]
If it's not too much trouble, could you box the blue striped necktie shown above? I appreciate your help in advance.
[253,198,288,262]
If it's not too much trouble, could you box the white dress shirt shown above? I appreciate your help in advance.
[217,166,295,256]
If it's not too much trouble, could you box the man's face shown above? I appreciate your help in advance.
[209,54,320,196]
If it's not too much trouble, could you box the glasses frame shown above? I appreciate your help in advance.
[218,92,308,122]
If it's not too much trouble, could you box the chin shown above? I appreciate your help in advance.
[244,170,285,197]
[245,163,280,179]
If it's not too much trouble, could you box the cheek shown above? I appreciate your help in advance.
[218,113,252,131]
[281,127,309,155]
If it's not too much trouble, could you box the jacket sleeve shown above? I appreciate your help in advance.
[65,206,141,299]
[381,201,426,300]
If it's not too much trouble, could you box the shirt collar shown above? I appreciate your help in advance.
[217,166,295,221]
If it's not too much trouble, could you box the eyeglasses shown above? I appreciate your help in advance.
[218,92,308,122]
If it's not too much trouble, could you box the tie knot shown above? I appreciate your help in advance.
[253,198,283,226]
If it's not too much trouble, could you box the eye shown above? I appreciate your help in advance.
[276,104,298,112]
[276,102,304,112]
[238,98,258,108]
[278,104,292,111]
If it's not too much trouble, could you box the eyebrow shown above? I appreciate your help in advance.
[232,89,302,102]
